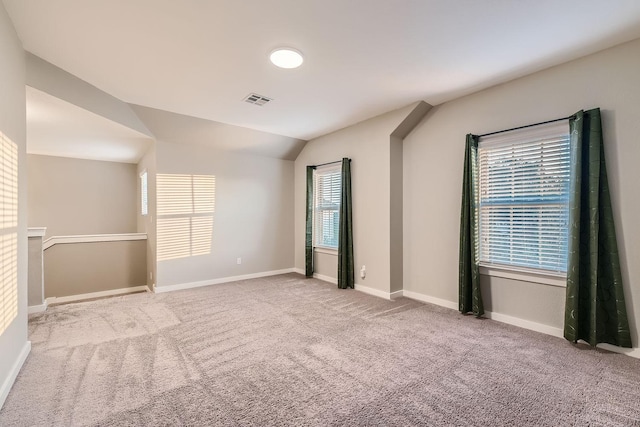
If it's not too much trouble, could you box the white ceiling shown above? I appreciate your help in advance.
[6,0,640,142]
[26,86,152,163]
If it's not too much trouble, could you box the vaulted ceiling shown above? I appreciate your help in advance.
[5,0,640,160]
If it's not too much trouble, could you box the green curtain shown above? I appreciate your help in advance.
[564,109,632,348]
[305,166,315,277]
[338,158,354,289]
[459,134,483,317]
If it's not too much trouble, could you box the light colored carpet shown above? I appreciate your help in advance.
[1,273,640,426]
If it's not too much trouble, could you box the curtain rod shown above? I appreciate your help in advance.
[477,115,576,138]
[313,159,350,168]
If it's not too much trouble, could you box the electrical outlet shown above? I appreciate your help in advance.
[237,257,242,265]
[150,271,153,280]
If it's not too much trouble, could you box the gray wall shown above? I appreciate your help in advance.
[404,39,640,347]
[294,103,422,293]
[0,2,28,407]
[155,140,294,288]
[28,154,138,237]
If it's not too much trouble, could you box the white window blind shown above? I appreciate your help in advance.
[156,174,215,261]
[314,165,341,249]
[0,131,18,336]
[140,171,148,216]
[477,121,570,274]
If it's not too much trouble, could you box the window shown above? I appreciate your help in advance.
[156,174,215,261]
[477,121,570,276]
[314,165,341,249]
[0,131,18,336]
[140,171,148,216]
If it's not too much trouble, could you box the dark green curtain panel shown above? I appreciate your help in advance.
[459,134,483,317]
[305,166,315,277]
[564,109,631,348]
[338,158,354,289]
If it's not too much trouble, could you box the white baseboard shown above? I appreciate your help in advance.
[27,301,48,314]
[0,340,31,410]
[595,343,640,359]
[402,290,458,310]
[354,284,392,300]
[46,285,149,305]
[401,288,639,359]
[484,310,564,338]
[293,268,338,285]
[293,269,394,300]
[313,273,337,285]
[153,268,296,293]
[389,290,404,300]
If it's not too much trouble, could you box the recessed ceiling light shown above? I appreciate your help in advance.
[270,48,304,69]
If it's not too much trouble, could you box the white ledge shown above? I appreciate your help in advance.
[27,227,47,238]
[43,233,147,250]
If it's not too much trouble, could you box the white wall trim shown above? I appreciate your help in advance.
[43,233,147,250]
[153,268,296,293]
[293,268,395,300]
[401,288,639,359]
[314,247,338,256]
[480,265,566,288]
[27,227,46,238]
[389,290,404,300]
[402,290,459,310]
[27,301,48,314]
[313,273,338,285]
[0,340,31,410]
[483,310,564,338]
[354,284,392,300]
[46,285,149,305]
[595,343,640,359]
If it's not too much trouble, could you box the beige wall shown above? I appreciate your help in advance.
[294,104,423,293]
[44,240,146,298]
[137,144,156,289]
[155,141,294,288]
[28,154,138,237]
[404,39,640,348]
[0,2,28,407]
[27,236,44,307]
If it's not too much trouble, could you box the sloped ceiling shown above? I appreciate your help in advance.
[5,0,640,158]
[26,86,153,163]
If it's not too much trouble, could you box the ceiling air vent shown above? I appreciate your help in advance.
[243,93,272,106]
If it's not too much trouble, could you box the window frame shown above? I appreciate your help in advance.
[140,170,148,216]
[312,164,342,252]
[476,121,571,287]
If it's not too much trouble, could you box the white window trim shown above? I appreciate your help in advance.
[140,170,148,216]
[314,246,338,255]
[479,263,566,287]
[477,120,570,287]
[312,164,342,250]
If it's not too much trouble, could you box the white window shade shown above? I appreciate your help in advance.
[314,165,341,249]
[478,121,570,274]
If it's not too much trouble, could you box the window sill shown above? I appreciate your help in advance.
[314,247,338,256]
[479,264,566,288]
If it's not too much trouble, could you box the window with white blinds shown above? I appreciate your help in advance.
[156,174,215,261]
[477,121,571,274]
[314,165,341,249]
[140,171,148,216]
